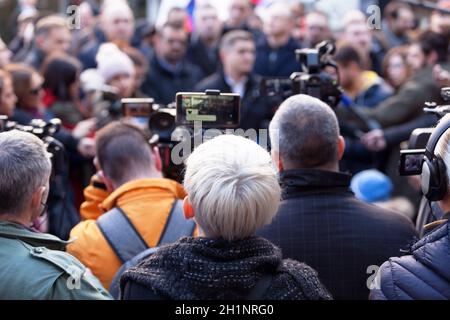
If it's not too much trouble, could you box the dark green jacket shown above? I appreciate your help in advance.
[0,221,112,300]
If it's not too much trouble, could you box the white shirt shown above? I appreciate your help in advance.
[224,75,248,98]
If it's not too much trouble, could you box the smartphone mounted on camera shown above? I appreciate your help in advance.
[175,90,240,128]
[121,98,154,128]
[399,149,426,176]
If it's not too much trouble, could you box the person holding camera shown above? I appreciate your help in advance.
[67,121,193,290]
[370,114,450,300]
[120,134,332,300]
[258,94,417,300]
[0,130,111,299]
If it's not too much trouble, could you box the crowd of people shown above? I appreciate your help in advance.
[0,0,450,300]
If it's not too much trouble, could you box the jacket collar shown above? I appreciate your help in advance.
[279,168,353,199]
[101,178,186,211]
[0,221,70,251]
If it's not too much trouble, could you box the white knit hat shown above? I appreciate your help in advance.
[96,42,135,83]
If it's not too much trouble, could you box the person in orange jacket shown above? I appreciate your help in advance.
[67,121,189,289]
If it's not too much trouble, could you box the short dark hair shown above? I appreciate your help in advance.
[334,43,365,69]
[220,30,254,51]
[42,53,81,101]
[95,121,153,185]
[418,30,449,63]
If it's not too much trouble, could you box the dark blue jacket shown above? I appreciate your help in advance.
[258,169,417,300]
[141,53,204,105]
[253,37,301,77]
[370,219,450,300]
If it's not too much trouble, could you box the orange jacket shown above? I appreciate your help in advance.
[67,176,187,289]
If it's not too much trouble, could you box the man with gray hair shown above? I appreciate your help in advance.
[258,94,417,300]
[0,130,111,299]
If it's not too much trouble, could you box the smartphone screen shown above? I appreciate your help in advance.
[121,98,154,128]
[176,93,240,128]
[399,149,425,176]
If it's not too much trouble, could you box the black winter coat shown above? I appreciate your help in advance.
[120,236,332,300]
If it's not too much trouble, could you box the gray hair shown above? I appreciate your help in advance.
[0,130,52,215]
[184,134,281,241]
[269,94,340,169]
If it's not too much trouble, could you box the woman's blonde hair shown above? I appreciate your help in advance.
[184,134,281,241]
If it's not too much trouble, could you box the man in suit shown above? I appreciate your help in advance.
[258,94,417,300]
[195,30,273,131]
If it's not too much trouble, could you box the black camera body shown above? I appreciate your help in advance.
[120,91,241,182]
[399,87,450,176]
[261,41,342,108]
[0,116,65,177]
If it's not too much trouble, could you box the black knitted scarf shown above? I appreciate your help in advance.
[120,236,332,300]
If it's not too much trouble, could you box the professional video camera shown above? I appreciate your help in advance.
[0,116,65,177]
[398,88,450,176]
[120,90,241,182]
[261,41,342,108]
[397,87,450,236]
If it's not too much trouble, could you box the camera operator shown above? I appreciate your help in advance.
[258,94,417,300]
[196,30,273,131]
[370,114,450,300]
[0,130,111,300]
[67,121,191,289]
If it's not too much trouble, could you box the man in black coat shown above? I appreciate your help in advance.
[195,30,273,131]
[258,94,417,300]
[141,23,203,105]
[253,2,301,77]
[186,3,222,77]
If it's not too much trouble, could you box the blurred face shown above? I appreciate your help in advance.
[387,54,408,88]
[391,8,415,35]
[264,11,292,39]
[344,22,372,53]
[222,39,255,76]
[0,39,12,68]
[431,11,450,35]
[39,27,71,54]
[337,61,360,89]
[305,13,329,46]
[228,0,252,27]
[22,73,44,110]
[0,78,18,117]
[102,11,134,42]
[167,9,188,27]
[407,43,426,72]
[195,7,222,41]
[108,73,134,99]
[156,27,188,64]
[133,65,146,91]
